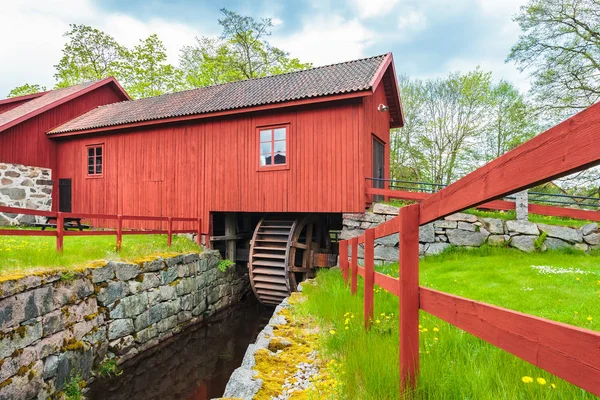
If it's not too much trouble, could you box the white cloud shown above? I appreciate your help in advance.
[271,17,284,26]
[397,9,428,40]
[271,15,375,66]
[349,0,401,19]
[0,0,212,96]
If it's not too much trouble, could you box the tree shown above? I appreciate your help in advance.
[478,80,537,163]
[7,83,46,98]
[507,0,600,117]
[54,24,126,88]
[179,9,311,87]
[121,34,183,99]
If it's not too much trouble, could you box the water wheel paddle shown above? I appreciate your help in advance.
[248,215,332,306]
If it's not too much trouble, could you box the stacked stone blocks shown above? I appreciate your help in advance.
[341,203,600,263]
[0,163,52,226]
[0,251,248,399]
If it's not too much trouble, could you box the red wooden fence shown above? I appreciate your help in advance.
[342,102,600,397]
[0,205,202,251]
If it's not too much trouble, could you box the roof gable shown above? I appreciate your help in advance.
[0,77,130,133]
[50,53,403,135]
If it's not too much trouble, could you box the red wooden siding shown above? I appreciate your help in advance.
[55,98,371,232]
[363,84,392,195]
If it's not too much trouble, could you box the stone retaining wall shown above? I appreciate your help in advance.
[0,250,249,400]
[0,163,52,226]
[341,203,600,264]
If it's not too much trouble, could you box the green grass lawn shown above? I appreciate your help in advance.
[296,246,600,399]
[0,233,200,278]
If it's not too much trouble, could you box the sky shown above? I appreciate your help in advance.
[0,0,530,97]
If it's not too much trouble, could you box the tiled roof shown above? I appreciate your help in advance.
[0,81,100,131]
[0,78,129,133]
[50,54,389,134]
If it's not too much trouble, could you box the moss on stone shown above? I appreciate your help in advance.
[83,312,99,322]
[61,338,85,352]
[0,378,12,389]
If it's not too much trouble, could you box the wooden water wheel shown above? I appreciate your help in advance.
[248,215,334,306]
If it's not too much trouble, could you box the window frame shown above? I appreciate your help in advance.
[85,144,104,178]
[256,123,290,171]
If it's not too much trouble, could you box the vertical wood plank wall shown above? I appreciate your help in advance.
[54,97,387,232]
[0,85,127,210]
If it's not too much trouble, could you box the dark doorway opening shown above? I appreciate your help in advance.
[59,179,72,212]
[372,136,385,202]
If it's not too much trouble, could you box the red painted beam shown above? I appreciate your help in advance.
[420,287,600,396]
[374,272,399,296]
[366,188,600,222]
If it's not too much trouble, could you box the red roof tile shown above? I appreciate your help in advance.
[50,54,392,134]
[0,78,129,133]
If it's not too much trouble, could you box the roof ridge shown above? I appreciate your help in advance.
[93,53,389,106]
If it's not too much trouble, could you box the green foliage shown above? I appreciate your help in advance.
[393,71,538,184]
[507,0,600,118]
[534,231,548,250]
[7,83,46,98]
[54,24,126,88]
[217,258,235,272]
[97,359,122,378]
[120,34,183,99]
[0,233,200,275]
[59,271,76,282]
[298,247,600,399]
[179,8,311,88]
[64,374,84,400]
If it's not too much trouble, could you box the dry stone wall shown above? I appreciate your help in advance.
[0,163,52,226]
[341,203,600,264]
[0,250,248,400]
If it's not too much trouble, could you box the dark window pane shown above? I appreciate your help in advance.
[264,155,272,165]
[96,156,102,165]
[260,130,272,142]
[88,166,94,174]
[96,164,102,174]
[88,148,94,157]
[274,128,286,141]
[96,147,102,156]
[274,153,286,165]
[88,156,94,166]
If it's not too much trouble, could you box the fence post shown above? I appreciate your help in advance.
[339,240,349,284]
[399,204,420,394]
[351,237,358,295]
[197,217,202,246]
[364,229,375,329]
[116,215,123,251]
[167,217,173,247]
[56,212,64,252]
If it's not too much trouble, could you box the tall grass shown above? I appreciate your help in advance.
[297,247,600,399]
[0,234,200,276]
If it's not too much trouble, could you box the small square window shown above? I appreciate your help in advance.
[86,145,104,177]
[258,125,288,169]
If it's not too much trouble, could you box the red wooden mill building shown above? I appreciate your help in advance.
[0,53,403,305]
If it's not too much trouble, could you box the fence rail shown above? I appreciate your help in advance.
[367,177,600,210]
[0,205,202,251]
[343,101,600,396]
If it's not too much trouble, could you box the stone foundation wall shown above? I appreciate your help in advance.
[341,203,600,264]
[0,163,52,226]
[0,250,249,400]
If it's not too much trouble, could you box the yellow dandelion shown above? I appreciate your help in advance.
[330,330,336,335]
[380,313,385,317]
[422,328,428,332]
[522,376,534,384]
[345,326,349,330]
[576,277,580,281]
[345,318,350,325]
[419,324,423,329]
[537,377,547,385]
[434,337,438,341]
[433,327,439,332]
[376,319,381,324]
[587,316,593,321]
[551,383,556,389]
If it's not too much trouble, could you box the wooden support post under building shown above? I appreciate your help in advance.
[225,213,237,262]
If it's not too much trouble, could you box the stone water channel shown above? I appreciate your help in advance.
[87,297,272,400]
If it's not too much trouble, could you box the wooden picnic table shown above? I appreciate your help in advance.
[37,217,90,231]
